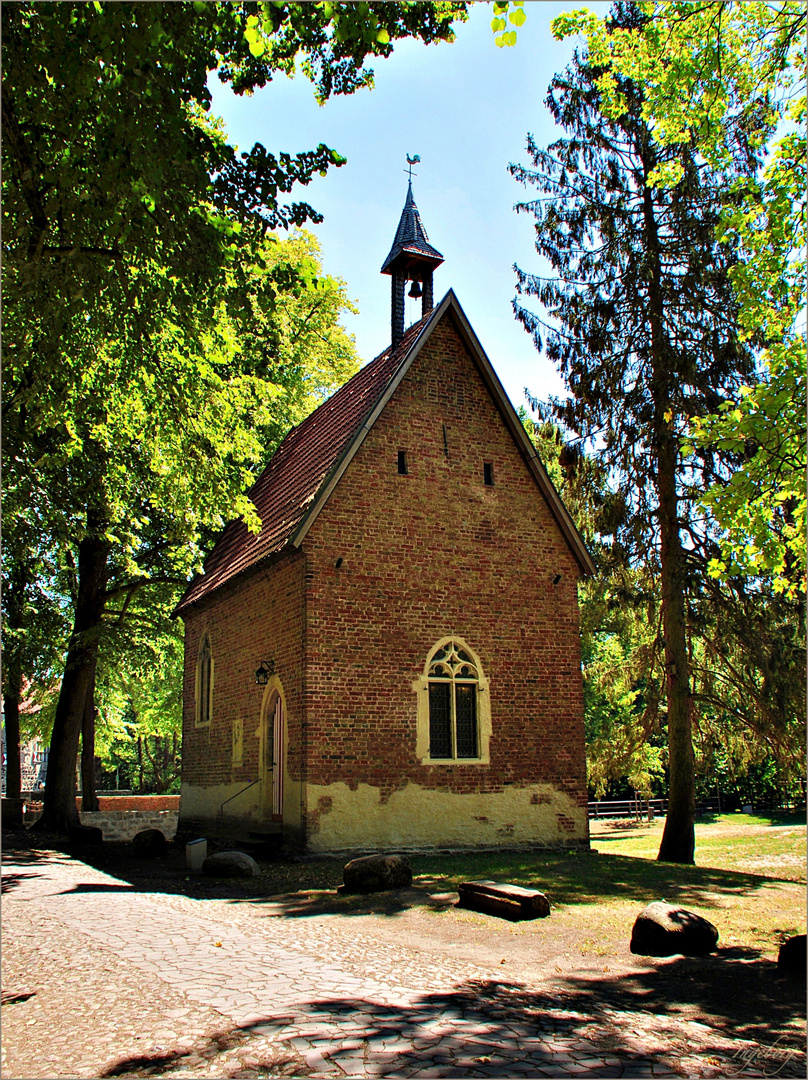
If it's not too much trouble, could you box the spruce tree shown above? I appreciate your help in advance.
[511,3,761,862]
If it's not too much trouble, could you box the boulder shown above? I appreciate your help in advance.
[458,880,550,921]
[1,798,26,829]
[630,901,719,956]
[132,828,168,858]
[777,935,806,975]
[68,824,104,849]
[202,850,260,878]
[338,854,413,894]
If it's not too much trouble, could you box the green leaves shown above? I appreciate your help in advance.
[547,0,806,599]
[244,14,267,57]
[490,0,525,47]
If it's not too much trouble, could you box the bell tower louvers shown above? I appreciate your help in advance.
[381,177,444,349]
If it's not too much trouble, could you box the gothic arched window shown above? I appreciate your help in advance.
[196,633,213,727]
[427,640,481,760]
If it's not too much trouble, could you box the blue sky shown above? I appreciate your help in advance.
[211,2,610,410]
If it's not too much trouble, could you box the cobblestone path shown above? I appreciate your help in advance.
[2,850,804,1079]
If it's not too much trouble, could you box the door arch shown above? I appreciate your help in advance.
[258,677,286,821]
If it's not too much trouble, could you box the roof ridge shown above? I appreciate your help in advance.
[175,292,594,615]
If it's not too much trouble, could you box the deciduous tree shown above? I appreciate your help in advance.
[4,2,469,832]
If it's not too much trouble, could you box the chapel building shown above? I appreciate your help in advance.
[175,179,595,853]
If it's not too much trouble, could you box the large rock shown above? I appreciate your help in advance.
[202,850,260,878]
[132,828,168,858]
[777,935,806,974]
[338,854,413,894]
[1,798,26,829]
[630,901,719,956]
[68,824,104,849]
[458,880,550,921]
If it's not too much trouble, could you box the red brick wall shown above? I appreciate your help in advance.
[75,796,180,812]
[179,552,305,819]
[302,311,587,814]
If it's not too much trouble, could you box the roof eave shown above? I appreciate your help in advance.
[173,541,300,617]
[380,247,445,275]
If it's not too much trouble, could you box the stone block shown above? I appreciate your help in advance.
[457,880,550,921]
[132,828,168,858]
[186,837,207,871]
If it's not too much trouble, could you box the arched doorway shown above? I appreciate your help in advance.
[259,680,285,821]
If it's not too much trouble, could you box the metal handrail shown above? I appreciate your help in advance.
[218,778,260,826]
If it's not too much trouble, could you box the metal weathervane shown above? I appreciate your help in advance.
[405,153,420,181]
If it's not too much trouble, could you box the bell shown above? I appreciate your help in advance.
[408,279,423,298]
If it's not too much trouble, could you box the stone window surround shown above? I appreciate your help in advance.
[412,636,491,765]
[195,631,214,728]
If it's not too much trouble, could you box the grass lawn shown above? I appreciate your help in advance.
[591,810,807,877]
[396,811,806,959]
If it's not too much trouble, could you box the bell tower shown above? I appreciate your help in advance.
[381,160,444,349]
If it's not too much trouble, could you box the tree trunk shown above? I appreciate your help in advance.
[3,678,23,802]
[163,736,170,793]
[641,160,695,864]
[656,432,696,862]
[81,659,100,812]
[34,516,109,834]
[3,563,30,815]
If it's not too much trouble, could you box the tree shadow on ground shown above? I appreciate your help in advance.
[229,883,457,918]
[406,851,804,918]
[61,881,138,893]
[99,1022,304,1078]
[1,871,43,894]
[98,964,806,1079]
[34,838,801,914]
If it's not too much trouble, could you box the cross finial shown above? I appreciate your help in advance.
[405,153,421,181]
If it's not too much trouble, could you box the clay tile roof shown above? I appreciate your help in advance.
[175,312,435,612]
[380,181,444,274]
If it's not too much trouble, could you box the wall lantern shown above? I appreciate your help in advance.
[255,659,275,686]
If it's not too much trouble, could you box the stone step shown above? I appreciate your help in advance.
[457,879,550,921]
[247,826,283,839]
[231,828,284,857]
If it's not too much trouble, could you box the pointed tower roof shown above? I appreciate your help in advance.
[380,181,444,275]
